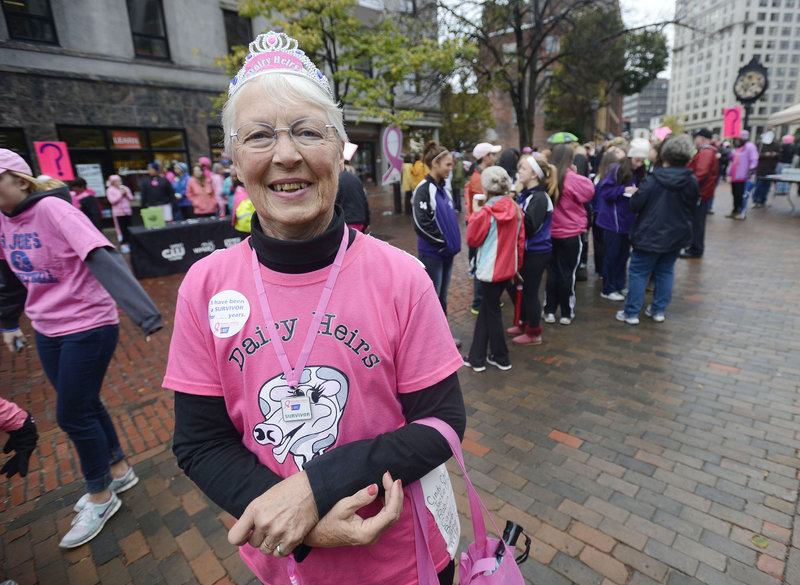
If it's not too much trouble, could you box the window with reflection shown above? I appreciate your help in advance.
[222,9,252,52]
[2,0,58,44]
[126,0,170,59]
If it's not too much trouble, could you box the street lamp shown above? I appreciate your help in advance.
[590,98,600,142]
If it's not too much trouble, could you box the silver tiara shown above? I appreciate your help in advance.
[228,32,333,99]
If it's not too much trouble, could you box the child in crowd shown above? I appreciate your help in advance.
[507,154,557,346]
[464,166,525,371]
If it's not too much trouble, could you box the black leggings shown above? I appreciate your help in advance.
[519,251,551,327]
[438,560,455,584]
[731,182,745,213]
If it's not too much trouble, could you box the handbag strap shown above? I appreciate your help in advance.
[413,418,505,547]
[410,480,441,584]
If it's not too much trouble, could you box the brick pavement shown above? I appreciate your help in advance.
[2,183,800,584]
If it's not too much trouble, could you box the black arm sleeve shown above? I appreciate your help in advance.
[84,247,163,335]
[525,192,549,236]
[303,371,466,521]
[173,392,285,517]
[0,260,26,330]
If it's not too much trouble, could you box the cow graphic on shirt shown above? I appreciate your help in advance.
[253,366,349,470]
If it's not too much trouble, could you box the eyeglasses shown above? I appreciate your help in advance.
[231,118,336,151]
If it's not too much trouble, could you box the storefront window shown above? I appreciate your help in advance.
[150,130,185,149]
[60,127,105,149]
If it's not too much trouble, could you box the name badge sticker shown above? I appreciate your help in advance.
[208,290,251,338]
[282,395,312,422]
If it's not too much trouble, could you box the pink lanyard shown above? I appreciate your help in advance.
[250,227,349,389]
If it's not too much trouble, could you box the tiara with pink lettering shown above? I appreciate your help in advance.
[228,31,332,99]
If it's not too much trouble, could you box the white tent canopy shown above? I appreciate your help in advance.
[767,102,800,127]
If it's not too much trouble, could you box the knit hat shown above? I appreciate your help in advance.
[628,138,650,159]
[148,162,160,171]
[740,130,750,140]
[107,174,121,186]
[692,128,713,139]
[472,143,502,160]
[480,166,512,196]
[783,134,795,145]
[522,146,533,154]
[0,149,32,176]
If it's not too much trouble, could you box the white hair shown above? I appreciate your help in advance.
[222,73,348,161]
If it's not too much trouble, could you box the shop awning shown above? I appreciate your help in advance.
[767,102,800,127]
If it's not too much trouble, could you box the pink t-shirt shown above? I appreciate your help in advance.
[163,232,463,585]
[0,196,118,337]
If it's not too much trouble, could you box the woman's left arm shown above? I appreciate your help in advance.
[84,247,163,335]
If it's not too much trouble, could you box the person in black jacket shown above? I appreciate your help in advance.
[139,162,175,222]
[335,166,370,232]
[616,136,699,325]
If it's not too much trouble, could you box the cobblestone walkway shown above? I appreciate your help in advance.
[2,183,800,585]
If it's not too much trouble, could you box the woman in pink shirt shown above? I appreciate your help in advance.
[0,149,162,549]
[542,144,595,325]
[185,164,217,217]
[106,174,134,252]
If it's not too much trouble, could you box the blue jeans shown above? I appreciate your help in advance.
[624,249,680,317]
[36,324,124,494]
[752,179,772,205]
[420,253,454,315]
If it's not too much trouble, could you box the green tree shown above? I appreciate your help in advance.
[441,0,675,149]
[545,6,668,138]
[216,0,466,128]
[439,83,496,151]
[661,115,686,136]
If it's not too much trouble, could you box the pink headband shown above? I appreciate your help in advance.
[228,32,332,99]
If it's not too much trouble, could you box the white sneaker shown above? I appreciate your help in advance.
[615,310,639,325]
[60,492,121,549]
[543,313,556,323]
[600,292,625,301]
[644,305,665,323]
[559,317,572,325]
[74,466,138,513]
[463,358,486,373]
[486,356,512,371]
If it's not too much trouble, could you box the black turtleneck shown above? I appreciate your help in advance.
[249,207,356,273]
[173,208,466,562]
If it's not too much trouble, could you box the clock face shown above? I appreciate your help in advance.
[734,71,766,100]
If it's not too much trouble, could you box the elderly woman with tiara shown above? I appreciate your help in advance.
[164,32,466,585]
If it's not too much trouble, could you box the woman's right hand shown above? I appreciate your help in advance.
[3,329,25,353]
[304,471,403,549]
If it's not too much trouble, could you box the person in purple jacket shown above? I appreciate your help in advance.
[595,138,649,302]
[728,130,758,220]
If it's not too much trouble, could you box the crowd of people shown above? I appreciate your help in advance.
[408,128,799,372]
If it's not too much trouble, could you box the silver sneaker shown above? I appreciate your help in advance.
[615,310,639,325]
[60,492,121,549]
[644,305,666,323]
[74,466,138,513]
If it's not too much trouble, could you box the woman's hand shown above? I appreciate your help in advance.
[227,471,320,558]
[624,186,638,195]
[304,471,403,549]
[3,329,25,353]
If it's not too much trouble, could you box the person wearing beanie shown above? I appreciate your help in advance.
[465,142,502,314]
[594,137,648,301]
[728,130,758,219]
[682,128,719,258]
[0,148,162,549]
[616,136,699,325]
[140,161,175,222]
[507,154,557,346]
[463,166,525,371]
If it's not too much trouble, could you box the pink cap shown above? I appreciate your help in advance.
[0,149,32,176]
[199,156,212,167]
[783,134,795,145]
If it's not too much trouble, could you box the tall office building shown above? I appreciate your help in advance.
[668,0,800,136]
[623,78,670,131]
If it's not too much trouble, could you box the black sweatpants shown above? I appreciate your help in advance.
[544,235,582,319]
[467,280,509,366]
[519,251,550,327]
